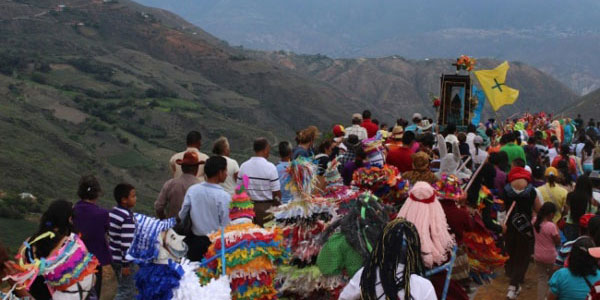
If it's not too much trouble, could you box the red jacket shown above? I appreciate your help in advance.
[386,146,413,173]
[361,119,379,138]
[439,199,474,243]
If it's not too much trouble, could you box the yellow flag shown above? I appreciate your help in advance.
[474,61,519,111]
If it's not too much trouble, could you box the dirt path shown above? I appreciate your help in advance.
[100,262,541,299]
[100,265,117,300]
[474,267,538,300]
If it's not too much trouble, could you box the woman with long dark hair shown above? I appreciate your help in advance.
[11,200,98,300]
[548,237,600,299]
[338,218,436,300]
[564,175,595,241]
[582,140,595,173]
[557,160,575,191]
[26,199,75,299]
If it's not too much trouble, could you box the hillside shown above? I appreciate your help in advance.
[0,0,582,223]
[564,88,600,119]
[251,51,579,122]
[0,0,362,214]
[137,0,600,95]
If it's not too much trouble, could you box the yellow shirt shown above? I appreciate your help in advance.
[537,183,568,223]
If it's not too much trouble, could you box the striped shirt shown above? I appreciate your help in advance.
[108,206,136,264]
[237,157,280,201]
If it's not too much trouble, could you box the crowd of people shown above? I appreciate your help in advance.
[3,110,600,300]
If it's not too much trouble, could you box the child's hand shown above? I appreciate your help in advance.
[122,266,131,276]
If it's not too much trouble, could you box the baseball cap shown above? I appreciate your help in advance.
[332,125,345,137]
[589,247,600,258]
[545,167,559,177]
[352,113,362,120]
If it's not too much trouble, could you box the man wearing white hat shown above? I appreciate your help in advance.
[405,113,423,134]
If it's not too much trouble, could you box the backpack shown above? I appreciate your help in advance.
[584,277,600,300]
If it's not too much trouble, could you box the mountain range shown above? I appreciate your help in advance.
[0,0,589,220]
[249,51,578,121]
[137,0,600,95]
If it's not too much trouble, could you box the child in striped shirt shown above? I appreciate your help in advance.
[109,183,137,300]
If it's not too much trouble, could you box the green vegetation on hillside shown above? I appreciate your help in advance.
[0,0,359,219]
[0,0,585,226]
[0,217,38,253]
[0,192,45,219]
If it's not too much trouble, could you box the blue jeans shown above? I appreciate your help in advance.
[112,263,136,300]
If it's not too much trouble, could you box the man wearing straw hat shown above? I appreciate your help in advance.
[155,151,203,219]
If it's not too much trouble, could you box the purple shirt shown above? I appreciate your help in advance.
[342,161,367,186]
[494,166,507,195]
[73,200,111,265]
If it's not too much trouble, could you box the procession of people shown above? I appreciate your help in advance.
[3,110,600,300]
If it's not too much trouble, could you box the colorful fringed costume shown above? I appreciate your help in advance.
[5,232,99,298]
[351,165,410,208]
[323,158,344,190]
[268,157,340,298]
[197,180,285,300]
[197,223,285,300]
[229,176,256,223]
[282,157,320,198]
[320,158,361,215]
[361,134,385,167]
[463,187,508,282]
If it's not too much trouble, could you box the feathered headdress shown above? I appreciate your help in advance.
[434,174,464,200]
[229,175,255,223]
[283,157,320,198]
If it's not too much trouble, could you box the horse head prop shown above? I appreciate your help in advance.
[156,228,188,264]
